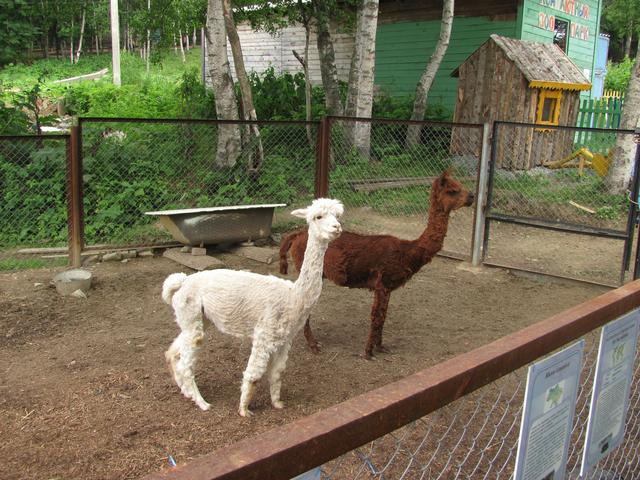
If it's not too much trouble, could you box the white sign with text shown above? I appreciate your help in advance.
[580,310,640,475]
[514,340,585,480]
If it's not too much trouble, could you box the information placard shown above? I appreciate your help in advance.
[513,340,585,480]
[579,310,640,476]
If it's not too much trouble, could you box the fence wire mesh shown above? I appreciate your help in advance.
[485,122,639,286]
[320,329,640,480]
[327,119,483,260]
[0,135,70,270]
[489,123,636,230]
[79,119,318,246]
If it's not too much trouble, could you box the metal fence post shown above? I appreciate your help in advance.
[67,124,84,267]
[481,122,500,264]
[471,123,491,266]
[631,131,640,280]
[315,116,331,198]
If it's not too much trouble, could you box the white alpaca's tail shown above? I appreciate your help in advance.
[162,272,188,304]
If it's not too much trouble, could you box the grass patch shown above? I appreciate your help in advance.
[0,256,67,272]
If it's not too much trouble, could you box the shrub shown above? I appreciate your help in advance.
[604,57,633,93]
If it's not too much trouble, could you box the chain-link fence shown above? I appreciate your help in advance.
[3,117,639,284]
[484,122,639,286]
[0,135,71,270]
[327,118,483,260]
[79,118,318,246]
[320,330,639,479]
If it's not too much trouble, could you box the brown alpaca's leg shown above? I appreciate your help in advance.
[303,316,321,353]
[364,282,391,359]
[374,289,391,353]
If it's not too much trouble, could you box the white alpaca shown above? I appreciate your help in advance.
[162,198,343,416]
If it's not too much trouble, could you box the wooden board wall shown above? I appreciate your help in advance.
[205,22,354,87]
[453,38,583,170]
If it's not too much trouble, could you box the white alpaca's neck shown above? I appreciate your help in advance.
[292,233,328,311]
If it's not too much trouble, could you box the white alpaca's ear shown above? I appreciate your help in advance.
[291,208,308,219]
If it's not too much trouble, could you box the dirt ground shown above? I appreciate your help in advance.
[0,232,611,480]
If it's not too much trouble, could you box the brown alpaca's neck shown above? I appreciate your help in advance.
[416,198,451,263]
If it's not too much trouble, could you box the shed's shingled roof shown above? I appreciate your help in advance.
[453,34,591,91]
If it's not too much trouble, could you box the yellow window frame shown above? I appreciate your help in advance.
[536,89,563,126]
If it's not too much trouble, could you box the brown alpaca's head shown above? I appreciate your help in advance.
[431,169,475,213]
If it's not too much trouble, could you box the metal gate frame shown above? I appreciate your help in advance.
[481,121,640,285]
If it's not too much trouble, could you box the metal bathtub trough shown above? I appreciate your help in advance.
[145,204,286,246]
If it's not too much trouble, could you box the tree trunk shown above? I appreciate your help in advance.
[311,0,343,116]
[178,28,186,62]
[173,31,178,54]
[186,30,190,51]
[625,24,633,58]
[206,0,242,168]
[222,0,264,175]
[344,0,379,158]
[193,27,197,47]
[92,0,99,54]
[405,0,454,147]
[76,7,86,63]
[110,0,121,86]
[70,18,75,64]
[41,0,50,59]
[146,0,151,72]
[44,32,50,59]
[293,19,314,147]
[605,46,640,194]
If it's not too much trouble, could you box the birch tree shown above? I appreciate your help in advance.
[74,4,86,63]
[110,0,121,86]
[206,0,242,168]
[605,46,640,194]
[311,0,343,115]
[405,0,454,147]
[222,0,264,175]
[292,0,314,147]
[344,0,379,157]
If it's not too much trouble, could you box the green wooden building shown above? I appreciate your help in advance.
[375,0,602,112]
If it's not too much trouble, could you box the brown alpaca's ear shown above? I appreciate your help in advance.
[439,169,452,187]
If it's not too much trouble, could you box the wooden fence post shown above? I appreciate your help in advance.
[471,123,491,266]
[68,124,84,267]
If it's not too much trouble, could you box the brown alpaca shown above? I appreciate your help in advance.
[279,170,474,359]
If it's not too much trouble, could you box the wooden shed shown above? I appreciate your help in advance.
[451,34,591,170]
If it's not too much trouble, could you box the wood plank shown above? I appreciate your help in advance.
[230,246,278,264]
[349,176,439,192]
[52,68,109,84]
[163,248,226,271]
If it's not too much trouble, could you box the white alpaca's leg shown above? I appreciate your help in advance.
[268,341,292,410]
[170,306,211,411]
[165,333,185,389]
[239,337,272,417]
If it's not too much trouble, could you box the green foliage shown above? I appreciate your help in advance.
[596,205,620,219]
[0,257,67,271]
[373,92,452,121]
[1,54,113,96]
[177,69,216,118]
[249,67,327,120]
[604,57,634,92]
[601,0,640,60]
[0,0,38,67]
[0,145,68,246]
[0,86,30,134]
[10,70,56,134]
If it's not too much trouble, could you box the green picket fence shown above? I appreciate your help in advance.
[575,95,624,150]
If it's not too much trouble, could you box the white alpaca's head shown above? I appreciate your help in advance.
[291,198,343,242]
